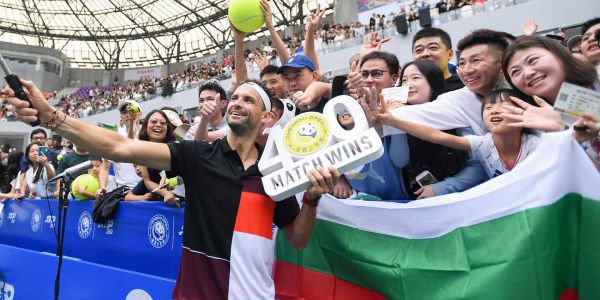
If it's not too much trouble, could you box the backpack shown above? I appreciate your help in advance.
[92,186,129,223]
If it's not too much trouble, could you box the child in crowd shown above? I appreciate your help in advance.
[378,89,599,178]
[71,155,103,200]
[124,164,153,201]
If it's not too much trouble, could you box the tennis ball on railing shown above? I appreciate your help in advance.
[228,0,265,33]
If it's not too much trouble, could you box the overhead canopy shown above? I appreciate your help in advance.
[0,0,333,69]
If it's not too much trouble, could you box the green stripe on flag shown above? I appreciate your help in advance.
[275,193,600,299]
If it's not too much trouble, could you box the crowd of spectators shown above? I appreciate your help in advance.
[0,0,492,121]
[2,1,600,296]
[1,16,392,121]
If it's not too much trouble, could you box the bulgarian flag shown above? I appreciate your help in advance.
[274,131,600,299]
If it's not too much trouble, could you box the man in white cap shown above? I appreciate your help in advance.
[96,100,143,196]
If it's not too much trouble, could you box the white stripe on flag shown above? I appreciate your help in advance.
[317,131,600,239]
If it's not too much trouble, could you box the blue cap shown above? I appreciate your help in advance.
[277,55,316,74]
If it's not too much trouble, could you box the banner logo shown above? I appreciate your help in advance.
[78,211,93,239]
[0,280,15,300]
[31,209,42,232]
[283,112,330,156]
[148,214,169,248]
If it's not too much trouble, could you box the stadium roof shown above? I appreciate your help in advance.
[0,0,333,69]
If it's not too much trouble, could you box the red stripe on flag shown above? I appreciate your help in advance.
[559,288,579,300]
[233,192,275,239]
[274,260,386,300]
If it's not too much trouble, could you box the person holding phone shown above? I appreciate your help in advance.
[20,143,55,199]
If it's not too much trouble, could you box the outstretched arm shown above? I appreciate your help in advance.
[5,80,172,171]
[377,99,471,151]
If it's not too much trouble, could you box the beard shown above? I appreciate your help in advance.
[227,114,258,137]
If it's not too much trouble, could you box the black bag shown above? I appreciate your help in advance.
[92,186,129,223]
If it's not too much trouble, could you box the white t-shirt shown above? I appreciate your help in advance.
[113,127,142,188]
[466,132,541,178]
[25,165,55,198]
[384,87,485,137]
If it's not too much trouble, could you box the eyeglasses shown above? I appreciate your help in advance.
[360,70,389,79]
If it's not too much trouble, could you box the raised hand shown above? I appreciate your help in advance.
[501,95,565,132]
[359,32,386,60]
[522,19,538,36]
[200,94,219,118]
[37,153,49,166]
[255,53,270,70]
[374,95,394,125]
[345,60,365,99]
[260,0,274,29]
[306,3,325,32]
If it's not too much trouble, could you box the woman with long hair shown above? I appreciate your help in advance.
[395,60,469,199]
[20,143,56,199]
[1,150,24,199]
[502,35,599,168]
[136,109,180,206]
[503,35,598,104]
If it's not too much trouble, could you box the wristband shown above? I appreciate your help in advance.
[44,110,67,132]
[302,193,320,207]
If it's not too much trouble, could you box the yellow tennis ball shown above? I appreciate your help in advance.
[127,103,140,113]
[168,177,178,189]
[228,0,265,33]
[71,174,100,200]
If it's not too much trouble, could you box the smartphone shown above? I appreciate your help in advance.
[38,146,48,157]
[0,53,39,126]
[415,170,438,187]
[331,75,349,98]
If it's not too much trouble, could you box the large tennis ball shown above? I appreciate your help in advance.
[71,174,100,200]
[228,0,265,33]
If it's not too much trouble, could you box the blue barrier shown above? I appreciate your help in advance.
[0,199,183,299]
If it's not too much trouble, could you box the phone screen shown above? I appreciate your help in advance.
[416,172,438,187]
[38,146,48,156]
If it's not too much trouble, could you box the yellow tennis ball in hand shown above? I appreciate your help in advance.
[228,0,265,33]
[127,103,140,114]
[71,174,100,200]
[168,177,178,189]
